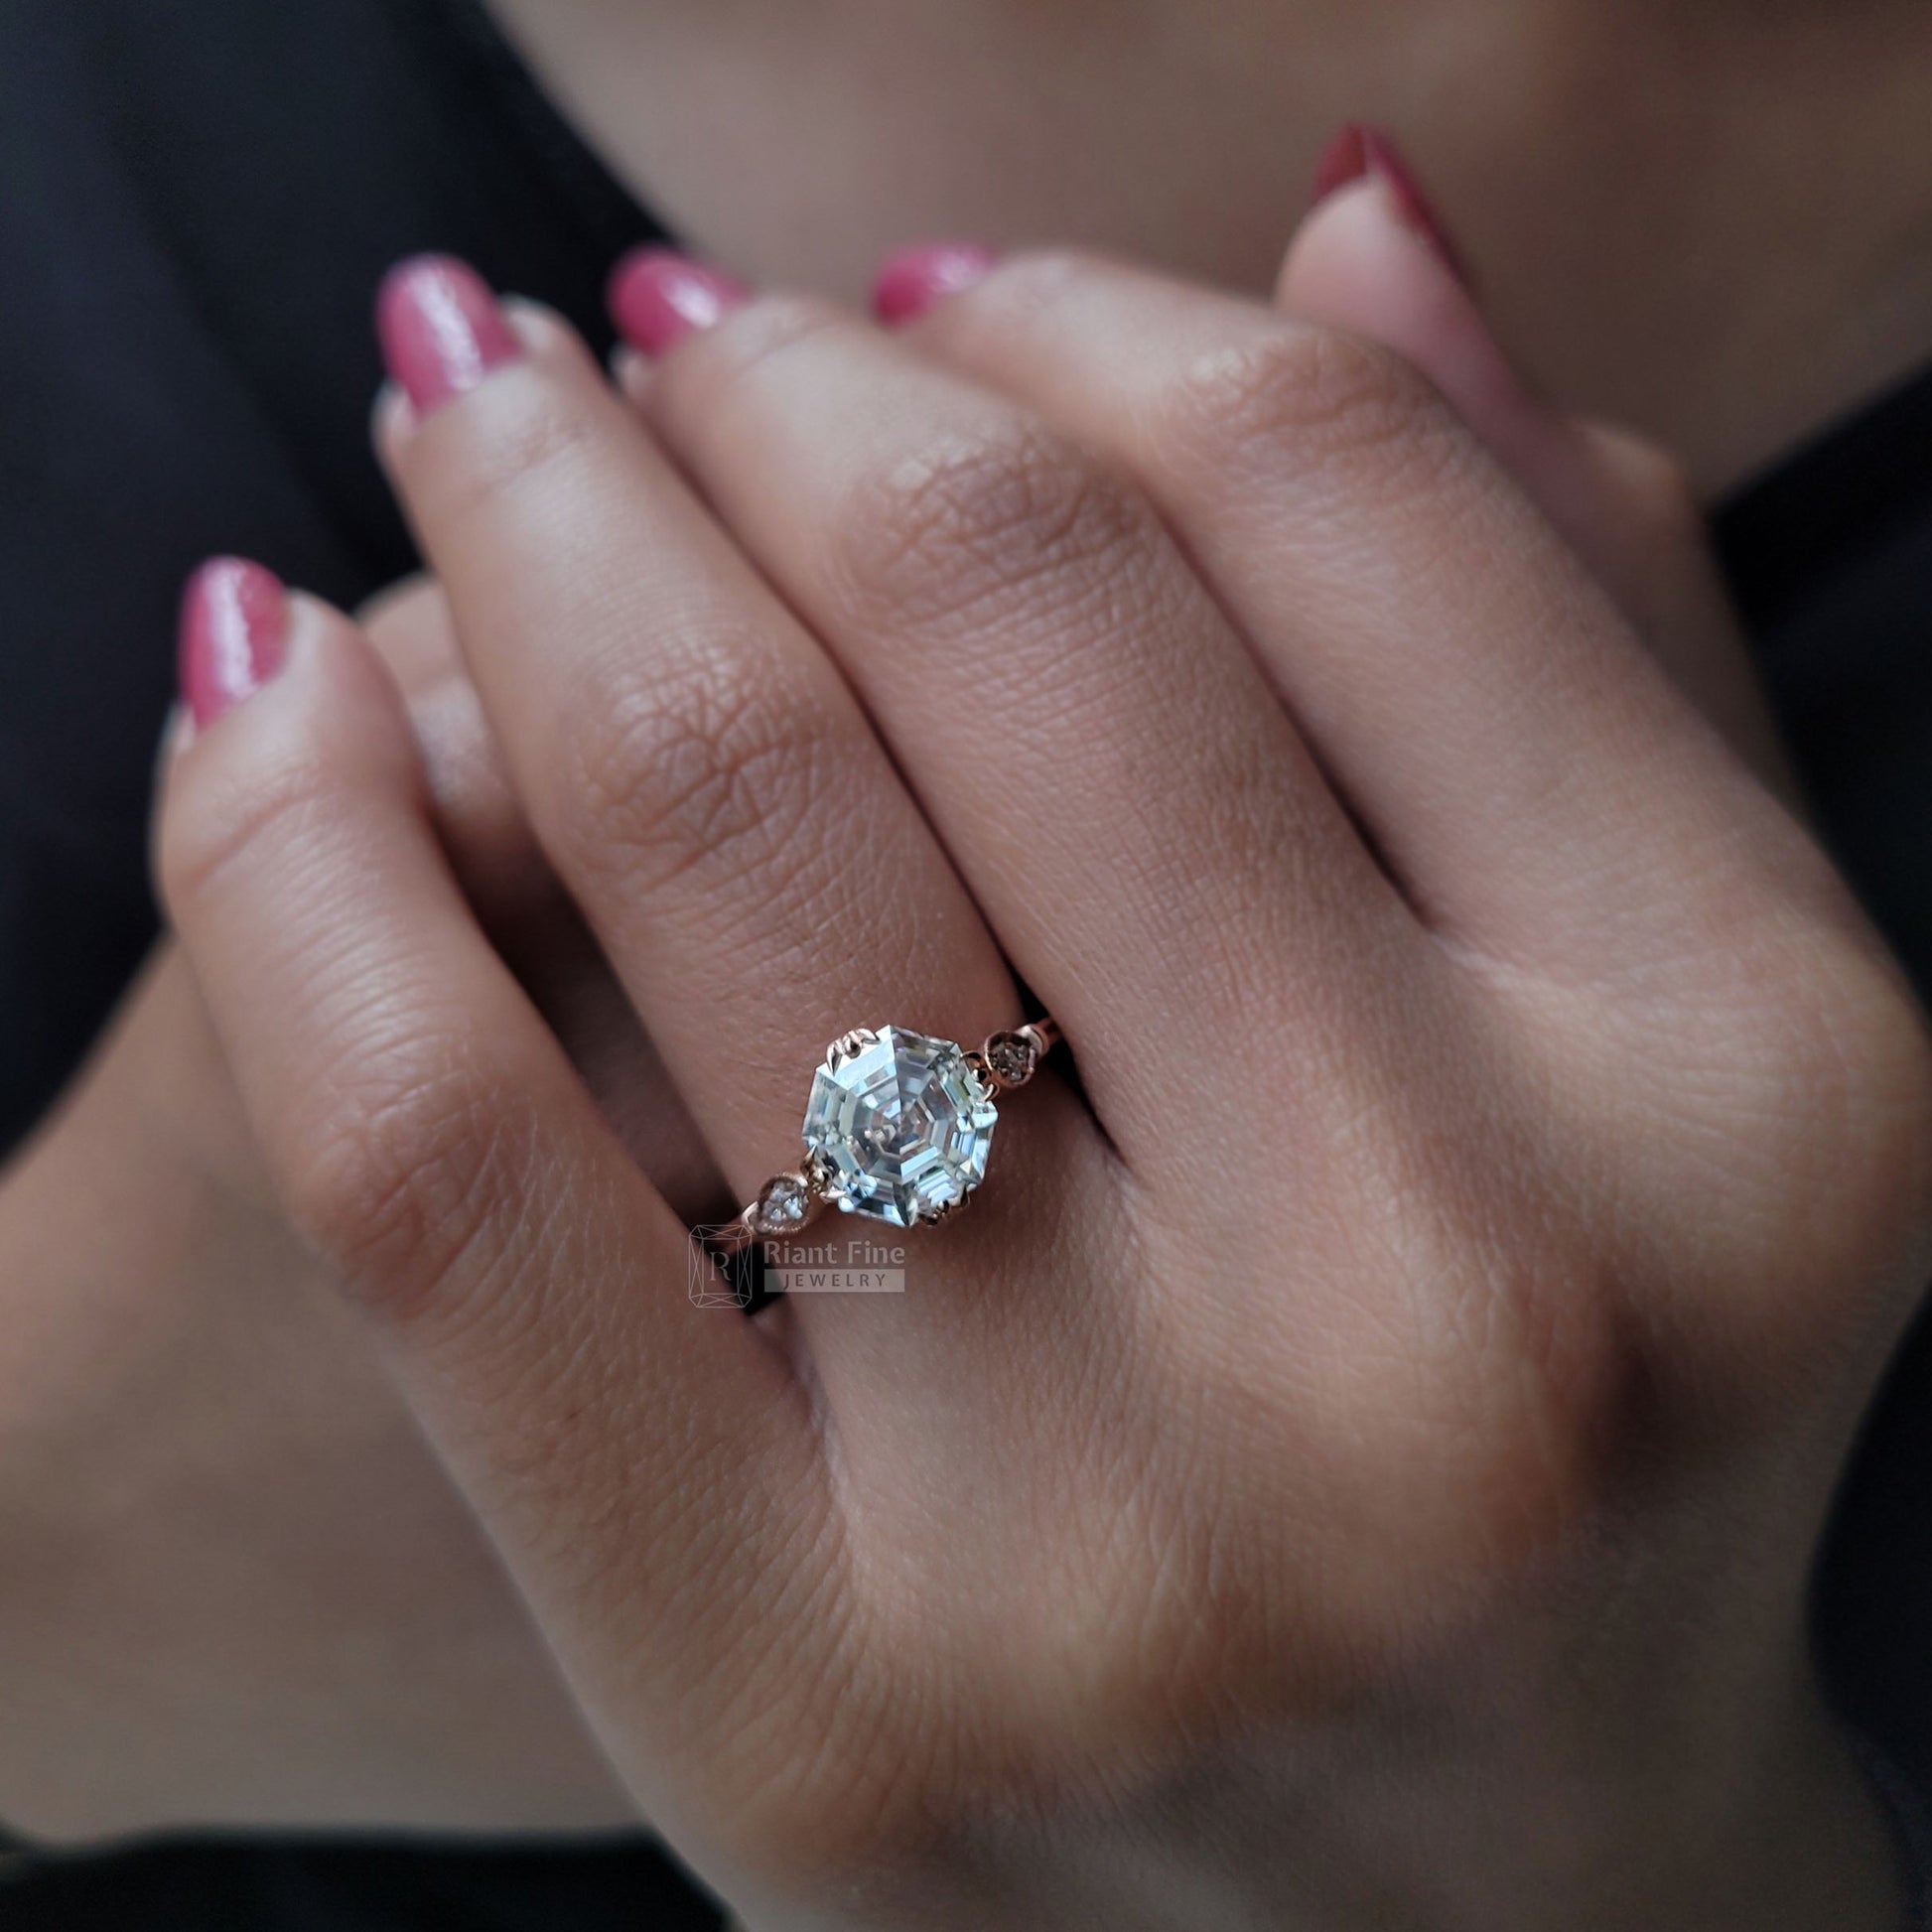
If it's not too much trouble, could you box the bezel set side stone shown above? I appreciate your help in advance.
[977,1027,1047,1090]
[748,1171,819,1240]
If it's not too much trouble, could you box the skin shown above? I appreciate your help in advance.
[484,0,1932,492]
[150,185,1932,1932]
[0,2,1927,1918]
[0,182,1786,1849]
[0,612,661,1837]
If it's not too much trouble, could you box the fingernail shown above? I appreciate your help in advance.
[375,255,521,414]
[607,249,751,356]
[872,242,999,326]
[1311,125,1469,287]
[178,557,289,729]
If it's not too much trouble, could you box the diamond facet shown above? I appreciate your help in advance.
[801,1026,998,1227]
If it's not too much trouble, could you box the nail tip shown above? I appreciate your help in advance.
[1310,123,1471,287]
[180,554,284,621]
[607,249,751,356]
[379,249,484,292]
[872,242,999,326]
[178,555,289,730]
[373,252,471,330]
[603,245,673,325]
[1311,123,1371,205]
[375,252,519,411]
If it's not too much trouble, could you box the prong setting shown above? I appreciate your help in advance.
[828,1028,878,1068]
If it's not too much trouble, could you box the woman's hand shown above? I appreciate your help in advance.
[0,152,1707,1857]
[153,200,1931,1932]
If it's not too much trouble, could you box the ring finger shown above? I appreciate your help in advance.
[613,267,1424,1181]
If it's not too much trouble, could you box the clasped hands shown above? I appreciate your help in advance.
[21,172,1932,1931]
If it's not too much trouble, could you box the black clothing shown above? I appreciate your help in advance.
[1,0,1929,1922]
[0,0,647,1156]
[0,1836,725,1932]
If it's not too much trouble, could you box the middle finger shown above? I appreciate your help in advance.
[629,291,1421,1167]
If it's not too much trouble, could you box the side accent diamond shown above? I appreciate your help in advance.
[753,1173,812,1236]
[983,1031,1040,1088]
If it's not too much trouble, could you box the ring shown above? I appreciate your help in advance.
[722,1021,1060,1245]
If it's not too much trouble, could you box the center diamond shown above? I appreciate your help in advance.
[801,1027,998,1227]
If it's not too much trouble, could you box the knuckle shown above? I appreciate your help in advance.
[831,415,1156,632]
[1344,1229,1620,1566]
[1139,1192,1626,1678]
[1309,1310,1625,1648]
[283,1034,531,1319]
[1151,322,1452,488]
[554,644,849,898]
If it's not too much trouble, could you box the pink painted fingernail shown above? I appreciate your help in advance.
[179,557,289,729]
[1311,125,1470,287]
[375,255,521,414]
[873,243,999,325]
[607,249,751,356]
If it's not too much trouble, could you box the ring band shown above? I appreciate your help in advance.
[722,1020,1059,1247]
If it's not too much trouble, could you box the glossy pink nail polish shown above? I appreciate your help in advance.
[1311,125,1470,287]
[607,249,751,356]
[375,255,521,413]
[178,557,288,729]
[873,243,999,325]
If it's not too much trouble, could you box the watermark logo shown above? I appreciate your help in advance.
[689,1228,910,1307]
[688,1229,758,1311]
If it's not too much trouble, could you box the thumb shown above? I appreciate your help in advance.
[1282,128,1792,792]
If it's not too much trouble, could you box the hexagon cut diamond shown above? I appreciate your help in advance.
[801,1026,998,1228]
